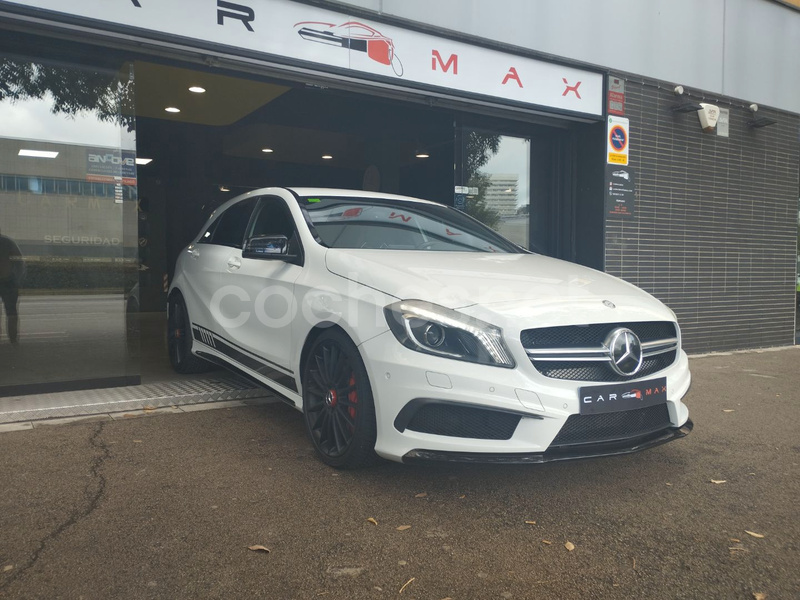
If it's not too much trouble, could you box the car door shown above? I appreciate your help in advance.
[187,196,258,345]
[231,195,304,386]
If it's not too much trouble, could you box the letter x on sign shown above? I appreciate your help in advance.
[562,78,582,99]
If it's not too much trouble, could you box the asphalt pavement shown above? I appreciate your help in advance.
[0,348,798,599]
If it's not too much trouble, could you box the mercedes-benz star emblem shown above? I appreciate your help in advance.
[605,328,644,376]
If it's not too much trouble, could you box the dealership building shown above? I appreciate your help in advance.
[0,0,798,397]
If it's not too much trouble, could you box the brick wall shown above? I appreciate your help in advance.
[605,76,800,353]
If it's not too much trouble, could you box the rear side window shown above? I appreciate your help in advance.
[203,198,257,248]
[198,217,221,243]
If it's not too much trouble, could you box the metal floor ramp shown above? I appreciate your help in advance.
[0,375,275,424]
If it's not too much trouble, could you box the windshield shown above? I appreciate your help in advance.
[299,196,523,253]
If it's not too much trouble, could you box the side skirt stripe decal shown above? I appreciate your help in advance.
[191,325,298,393]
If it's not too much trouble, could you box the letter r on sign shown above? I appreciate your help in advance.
[217,0,255,32]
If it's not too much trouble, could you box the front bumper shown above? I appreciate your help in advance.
[403,420,693,464]
[358,331,692,463]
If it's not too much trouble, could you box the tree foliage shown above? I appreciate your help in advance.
[462,131,502,229]
[0,59,134,129]
[465,131,501,180]
[465,171,500,230]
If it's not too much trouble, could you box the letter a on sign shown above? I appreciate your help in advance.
[502,67,523,88]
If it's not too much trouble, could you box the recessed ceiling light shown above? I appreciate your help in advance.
[321,154,333,160]
[18,149,58,158]
[219,185,230,192]
[415,152,430,159]
[165,106,181,113]
[188,86,206,94]
[135,158,153,166]
[261,148,274,153]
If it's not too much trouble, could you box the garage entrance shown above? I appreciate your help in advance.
[0,31,602,405]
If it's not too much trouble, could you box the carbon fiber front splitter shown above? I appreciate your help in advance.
[401,420,693,464]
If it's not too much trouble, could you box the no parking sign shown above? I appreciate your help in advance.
[607,116,629,165]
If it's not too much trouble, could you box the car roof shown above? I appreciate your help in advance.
[208,187,441,222]
[286,187,439,206]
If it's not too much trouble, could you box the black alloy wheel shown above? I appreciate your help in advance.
[167,293,211,374]
[302,329,379,469]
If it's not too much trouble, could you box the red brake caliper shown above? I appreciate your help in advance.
[348,373,358,427]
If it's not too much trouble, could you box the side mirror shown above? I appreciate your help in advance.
[243,235,295,260]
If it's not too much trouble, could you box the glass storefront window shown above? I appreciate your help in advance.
[0,57,138,394]
[459,129,531,249]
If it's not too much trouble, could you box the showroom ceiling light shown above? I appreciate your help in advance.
[219,185,230,192]
[164,106,181,113]
[321,154,333,160]
[18,149,58,158]
[135,158,153,165]
[188,86,206,94]
[261,148,274,153]
[415,152,430,159]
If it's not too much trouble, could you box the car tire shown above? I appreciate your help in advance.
[302,329,380,469]
[167,293,212,374]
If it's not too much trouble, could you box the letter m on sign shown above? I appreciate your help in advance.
[431,50,458,75]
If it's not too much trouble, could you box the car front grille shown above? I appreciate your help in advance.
[521,321,678,382]
[406,403,521,440]
[535,351,677,382]
[549,404,672,448]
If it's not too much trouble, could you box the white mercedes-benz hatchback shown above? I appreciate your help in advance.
[169,188,692,468]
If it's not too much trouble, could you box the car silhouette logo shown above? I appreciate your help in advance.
[622,389,642,400]
[612,170,630,180]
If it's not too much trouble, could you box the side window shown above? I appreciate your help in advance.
[207,198,258,248]
[197,216,221,244]
[247,196,297,240]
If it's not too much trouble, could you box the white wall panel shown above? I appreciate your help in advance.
[335,0,800,113]
[723,0,800,111]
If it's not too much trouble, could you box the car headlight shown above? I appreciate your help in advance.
[383,300,515,368]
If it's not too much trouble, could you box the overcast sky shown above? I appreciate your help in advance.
[0,94,135,149]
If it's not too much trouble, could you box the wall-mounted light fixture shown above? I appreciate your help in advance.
[746,103,777,128]
[671,85,703,113]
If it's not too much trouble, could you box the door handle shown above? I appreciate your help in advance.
[227,256,242,270]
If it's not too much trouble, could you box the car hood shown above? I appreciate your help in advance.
[325,249,675,327]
